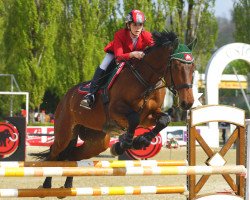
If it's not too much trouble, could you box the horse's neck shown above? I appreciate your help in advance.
[136,48,170,85]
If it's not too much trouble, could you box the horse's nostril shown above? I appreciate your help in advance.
[180,101,193,110]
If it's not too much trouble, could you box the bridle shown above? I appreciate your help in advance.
[167,54,194,96]
[124,44,194,97]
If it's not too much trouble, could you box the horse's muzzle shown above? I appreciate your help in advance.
[180,101,193,110]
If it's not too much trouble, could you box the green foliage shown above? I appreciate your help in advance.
[229,0,250,77]
[0,0,7,71]
[233,0,250,43]
[195,11,218,72]
[224,60,250,75]
[3,0,63,109]
[169,121,186,126]
[0,0,220,116]
[53,0,117,97]
[216,18,235,48]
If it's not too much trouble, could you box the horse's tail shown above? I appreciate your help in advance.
[29,148,51,161]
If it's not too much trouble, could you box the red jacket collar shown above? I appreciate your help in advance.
[126,29,143,51]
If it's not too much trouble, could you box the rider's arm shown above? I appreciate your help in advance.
[106,29,154,62]
[113,31,131,61]
[129,51,145,59]
[114,34,146,61]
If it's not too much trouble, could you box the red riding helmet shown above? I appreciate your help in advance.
[125,10,146,24]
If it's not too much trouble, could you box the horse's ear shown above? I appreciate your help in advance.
[173,38,179,50]
[187,38,197,50]
[152,31,161,40]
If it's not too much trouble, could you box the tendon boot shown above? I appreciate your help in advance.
[80,67,106,109]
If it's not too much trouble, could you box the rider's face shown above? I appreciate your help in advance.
[129,22,143,37]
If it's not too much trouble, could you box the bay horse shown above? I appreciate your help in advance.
[32,30,195,190]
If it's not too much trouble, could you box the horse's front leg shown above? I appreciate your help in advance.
[120,110,140,148]
[133,112,171,149]
[111,110,140,156]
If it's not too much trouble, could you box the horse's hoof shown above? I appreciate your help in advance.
[110,142,125,156]
[120,140,133,149]
[119,134,133,149]
[132,136,151,149]
[57,196,66,199]
[57,186,66,199]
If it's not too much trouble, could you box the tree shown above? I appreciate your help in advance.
[226,0,250,75]
[0,0,220,115]
[233,0,250,43]
[216,17,235,48]
[0,0,7,72]
[3,0,63,109]
[168,0,218,72]
[53,0,117,97]
[121,1,218,72]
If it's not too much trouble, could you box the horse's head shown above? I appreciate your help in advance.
[148,31,195,110]
[166,41,196,110]
[133,30,195,110]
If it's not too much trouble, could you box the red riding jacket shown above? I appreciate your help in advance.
[104,28,154,62]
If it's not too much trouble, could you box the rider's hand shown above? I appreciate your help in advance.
[130,51,145,59]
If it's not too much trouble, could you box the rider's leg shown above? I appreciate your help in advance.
[80,67,106,109]
[80,53,114,109]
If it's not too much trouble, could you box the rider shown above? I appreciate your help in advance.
[80,9,154,109]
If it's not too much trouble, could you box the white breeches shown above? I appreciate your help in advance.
[99,53,115,70]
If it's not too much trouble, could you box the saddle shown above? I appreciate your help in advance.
[78,60,125,102]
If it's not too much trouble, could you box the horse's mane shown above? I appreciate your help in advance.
[144,30,178,54]
[152,30,178,46]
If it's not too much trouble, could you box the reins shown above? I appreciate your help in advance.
[122,41,172,90]
[125,60,150,88]
[120,58,164,113]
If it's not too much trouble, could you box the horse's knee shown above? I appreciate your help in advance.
[138,113,170,143]
[156,113,171,130]
[118,111,140,149]
[126,111,140,132]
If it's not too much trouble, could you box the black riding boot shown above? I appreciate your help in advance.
[80,67,106,109]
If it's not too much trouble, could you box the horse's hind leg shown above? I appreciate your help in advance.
[42,127,110,189]
[68,127,110,160]
[58,138,78,189]
[42,137,77,191]
[41,118,76,189]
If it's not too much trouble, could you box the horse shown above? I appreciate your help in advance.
[32,30,196,191]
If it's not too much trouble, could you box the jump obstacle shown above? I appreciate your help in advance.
[187,105,246,200]
[0,165,246,177]
[0,186,187,197]
[0,159,187,167]
[0,105,248,200]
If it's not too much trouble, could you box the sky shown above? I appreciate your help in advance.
[214,0,235,19]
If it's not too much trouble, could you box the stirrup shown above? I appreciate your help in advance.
[80,94,95,109]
